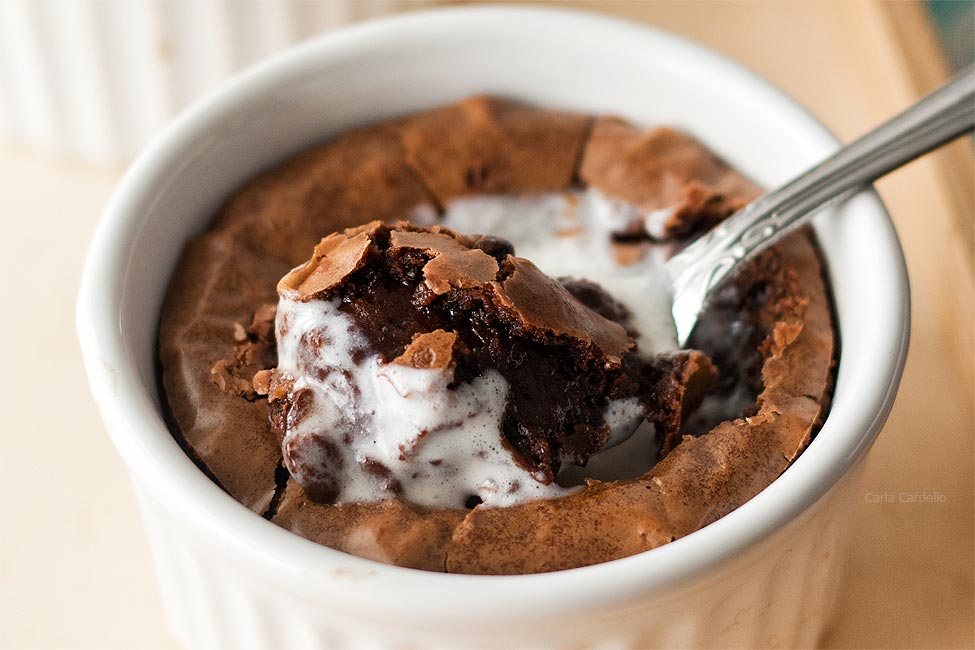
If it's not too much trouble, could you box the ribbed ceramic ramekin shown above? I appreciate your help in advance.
[0,0,430,163]
[77,7,909,649]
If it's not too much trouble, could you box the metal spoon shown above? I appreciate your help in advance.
[666,65,975,347]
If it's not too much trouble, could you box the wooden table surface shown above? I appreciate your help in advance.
[1,1,971,648]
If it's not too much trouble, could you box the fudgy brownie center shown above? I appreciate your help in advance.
[339,250,648,481]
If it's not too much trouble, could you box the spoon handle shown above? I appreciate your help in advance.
[667,65,975,346]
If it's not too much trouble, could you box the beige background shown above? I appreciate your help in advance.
[1,1,972,648]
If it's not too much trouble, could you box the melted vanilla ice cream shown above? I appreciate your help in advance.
[275,191,680,508]
[276,297,577,508]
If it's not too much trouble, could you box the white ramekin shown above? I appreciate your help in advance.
[77,7,910,649]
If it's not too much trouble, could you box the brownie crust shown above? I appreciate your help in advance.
[580,117,762,239]
[158,97,835,572]
[159,233,289,512]
[399,96,592,201]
